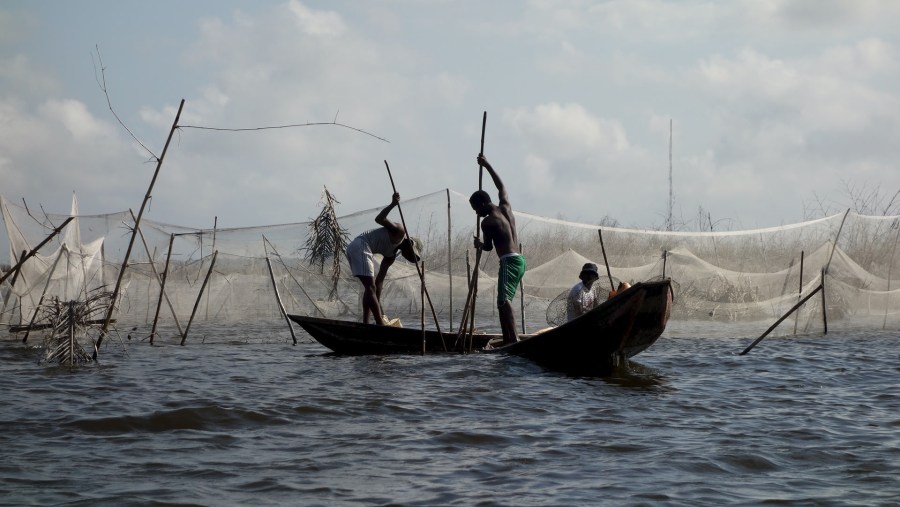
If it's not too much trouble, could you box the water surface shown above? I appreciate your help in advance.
[1,323,898,506]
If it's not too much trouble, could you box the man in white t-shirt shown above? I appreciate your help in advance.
[566,262,601,321]
[345,193,422,325]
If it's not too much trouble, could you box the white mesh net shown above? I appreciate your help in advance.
[2,191,899,340]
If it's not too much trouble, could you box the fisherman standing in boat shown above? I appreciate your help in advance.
[566,262,601,321]
[345,192,423,325]
[469,154,526,345]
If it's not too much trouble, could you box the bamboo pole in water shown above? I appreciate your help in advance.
[66,301,76,366]
[150,234,176,345]
[22,247,66,344]
[263,236,330,318]
[447,189,453,333]
[265,256,297,345]
[181,250,217,346]
[793,251,804,335]
[421,261,426,354]
[884,225,899,330]
[519,243,526,335]
[0,249,27,319]
[663,250,669,279]
[458,111,487,352]
[206,216,217,319]
[821,268,828,335]
[598,229,615,289]
[131,210,184,339]
[0,217,74,286]
[95,99,185,359]
[740,283,824,355]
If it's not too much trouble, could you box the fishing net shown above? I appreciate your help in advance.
[2,190,899,341]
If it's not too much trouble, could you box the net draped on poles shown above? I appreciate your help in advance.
[1,191,899,339]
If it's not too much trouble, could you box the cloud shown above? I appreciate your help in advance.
[2,0,899,234]
[287,0,346,36]
[506,103,630,160]
[0,55,61,99]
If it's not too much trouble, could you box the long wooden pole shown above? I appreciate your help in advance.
[421,261,426,354]
[740,283,823,355]
[0,217,74,286]
[150,233,176,344]
[207,216,217,319]
[266,256,297,345]
[453,250,473,350]
[468,113,488,352]
[446,189,453,333]
[820,268,828,335]
[21,247,66,344]
[181,250,217,345]
[130,210,183,339]
[0,249,27,319]
[884,226,899,330]
[95,99,185,359]
[263,236,330,318]
[793,250,804,335]
[459,111,487,352]
[519,242,526,334]
[598,228,615,289]
[383,160,445,350]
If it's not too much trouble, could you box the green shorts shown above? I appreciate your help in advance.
[497,253,526,307]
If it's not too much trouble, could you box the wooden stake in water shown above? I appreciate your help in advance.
[131,210,184,340]
[740,283,824,356]
[820,268,828,335]
[21,247,66,344]
[447,189,453,333]
[0,249,27,318]
[151,234,176,345]
[96,99,185,359]
[266,256,297,345]
[0,217,73,287]
[793,250,804,336]
[519,242,526,335]
[598,228,615,289]
[459,111,487,352]
[181,250,217,346]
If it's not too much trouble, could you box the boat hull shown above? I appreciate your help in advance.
[288,280,672,374]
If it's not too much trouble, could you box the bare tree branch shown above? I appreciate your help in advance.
[92,45,158,160]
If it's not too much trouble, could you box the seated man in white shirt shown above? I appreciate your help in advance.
[566,263,601,321]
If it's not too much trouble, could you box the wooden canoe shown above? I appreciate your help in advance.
[288,279,672,374]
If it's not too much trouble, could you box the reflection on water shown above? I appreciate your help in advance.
[0,322,898,506]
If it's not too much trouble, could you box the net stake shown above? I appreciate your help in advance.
[0,217,73,286]
[598,228,615,289]
[181,250,217,346]
[740,283,823,355]
[266,256,298,345]
[95,99,185,359]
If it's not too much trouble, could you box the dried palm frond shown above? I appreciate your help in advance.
[302,187,350,300]
[37,289,115,365]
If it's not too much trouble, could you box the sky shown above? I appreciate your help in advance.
[2,0,899,235]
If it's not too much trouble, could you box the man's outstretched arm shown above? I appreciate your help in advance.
[375,192,404,235]
[478,155,509,206]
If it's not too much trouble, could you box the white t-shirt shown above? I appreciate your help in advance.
[358,228,401,257]
[566,281,597,321]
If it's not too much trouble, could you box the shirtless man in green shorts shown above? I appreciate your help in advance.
[469,154,526,345]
